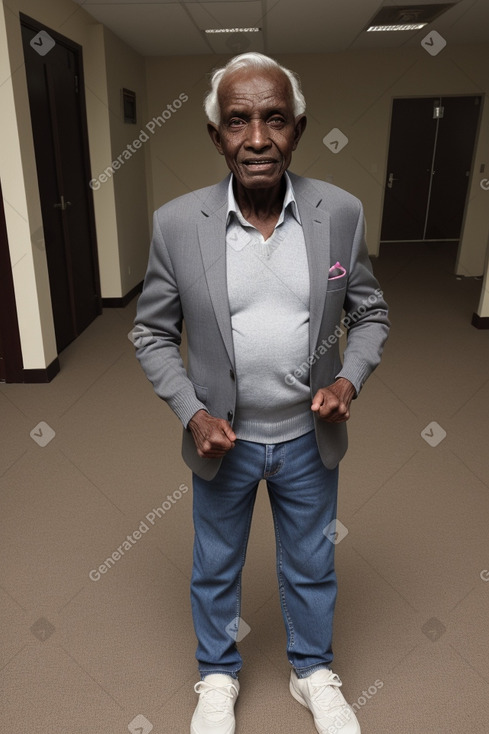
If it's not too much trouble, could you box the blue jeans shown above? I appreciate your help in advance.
[190,429,339,680]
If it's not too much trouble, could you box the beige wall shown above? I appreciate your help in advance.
[145,44,489,282]
[0,0,149,371]
[99,27,150,296]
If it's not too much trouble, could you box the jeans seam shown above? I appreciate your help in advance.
[234,494,256,628]
[264,444,285,478]
[269,497,295,649]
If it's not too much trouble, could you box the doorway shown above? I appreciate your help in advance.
[381,96,481,243]
[20,15,101,354]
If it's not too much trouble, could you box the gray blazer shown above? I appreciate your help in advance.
[134,172,390,480]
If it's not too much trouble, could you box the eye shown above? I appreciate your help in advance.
[228,117,246,127]
[268,116,286,127]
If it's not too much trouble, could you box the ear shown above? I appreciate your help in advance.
[292,115,307,151]
[207,123,224,155]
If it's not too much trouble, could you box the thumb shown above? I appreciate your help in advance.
[223,422,236,442]
[311,391,324,411]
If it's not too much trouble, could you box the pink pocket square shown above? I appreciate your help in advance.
[328,261,347,280]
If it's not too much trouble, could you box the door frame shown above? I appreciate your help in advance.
[20,13,102,338]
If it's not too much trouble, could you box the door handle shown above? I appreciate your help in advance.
[54,195,72,211]
[387,172,399,189]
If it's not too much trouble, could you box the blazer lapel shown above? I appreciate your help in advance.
[197,177,235,366]
[294,187,331,354]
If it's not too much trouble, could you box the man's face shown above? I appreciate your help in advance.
[208,67,306,192]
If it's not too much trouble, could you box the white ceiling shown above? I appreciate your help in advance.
[71,0,489,56]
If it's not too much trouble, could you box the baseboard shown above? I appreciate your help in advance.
[22,357,60,383]
[102,281,143,308]
[471,313,489,329]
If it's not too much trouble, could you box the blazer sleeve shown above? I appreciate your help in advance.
[132,211,208,427]
[335,202,390,395]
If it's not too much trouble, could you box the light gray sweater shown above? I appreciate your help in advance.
[226,176,314,443]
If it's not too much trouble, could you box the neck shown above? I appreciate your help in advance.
[233,177,286,223]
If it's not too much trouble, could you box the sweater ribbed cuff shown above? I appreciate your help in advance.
[168,392,208,429]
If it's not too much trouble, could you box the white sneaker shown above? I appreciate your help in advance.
[290,668,361,734]
[191,674,239,734]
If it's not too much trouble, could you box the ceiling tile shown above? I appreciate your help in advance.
[77,3,210,55]
[71,0,489,55]
[265,0,383,54]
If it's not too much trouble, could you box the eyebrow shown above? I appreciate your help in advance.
[224,105,290,118]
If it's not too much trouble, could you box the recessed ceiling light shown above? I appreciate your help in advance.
[365,4,456,33]
[367,23,427,31]
[204,27,261,34]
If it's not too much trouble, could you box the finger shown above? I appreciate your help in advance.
[198,442,234,458]
[311,391,325,412]
[325,407,350,423]
[317,396,338,418]
[203,429,235,453]
[222,423,236,443]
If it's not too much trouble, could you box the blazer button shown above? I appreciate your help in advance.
[227,411,233,422]
[230,369,235,381]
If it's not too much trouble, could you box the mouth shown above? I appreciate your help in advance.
[241,159,278,171]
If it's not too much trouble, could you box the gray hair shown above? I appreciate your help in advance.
[204,52,306,125]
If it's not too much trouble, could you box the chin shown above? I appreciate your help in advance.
[235,173,284,190]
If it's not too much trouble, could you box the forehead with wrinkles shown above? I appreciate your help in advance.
[217,68,294,117]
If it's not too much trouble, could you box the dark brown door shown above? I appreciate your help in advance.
[21,16,101,353]
[381,96,481,242]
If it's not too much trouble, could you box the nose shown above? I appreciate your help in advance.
[246,119,271,151]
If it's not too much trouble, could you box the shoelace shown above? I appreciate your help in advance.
[194,680,238,716]
[309,671,345,711]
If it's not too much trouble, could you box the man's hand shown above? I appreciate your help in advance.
[311,378,356,423]
[188,410,236,458]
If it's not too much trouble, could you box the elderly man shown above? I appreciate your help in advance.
[134,52,389,734]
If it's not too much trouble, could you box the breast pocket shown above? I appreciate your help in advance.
[326,276,347,292]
